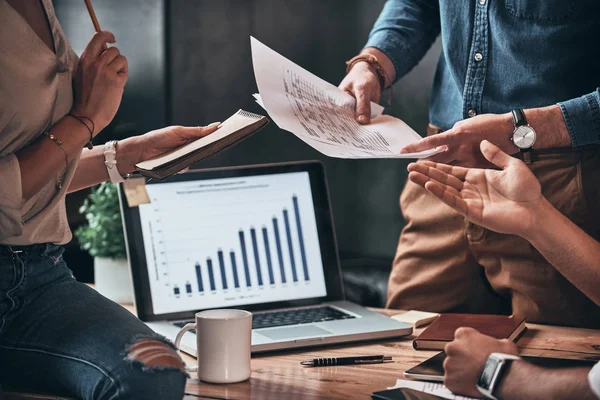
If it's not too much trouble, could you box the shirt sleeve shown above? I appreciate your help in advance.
[364,0,441,83]
[590,362,600,399]
[0,153,23,238]
[558,88,600,147]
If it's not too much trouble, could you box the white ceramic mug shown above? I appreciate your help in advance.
[174,309,252,383]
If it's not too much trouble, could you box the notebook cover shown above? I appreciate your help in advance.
[413,314,527,350]
[136,110,269,180]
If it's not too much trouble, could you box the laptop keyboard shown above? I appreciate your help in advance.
[173,306,355,332]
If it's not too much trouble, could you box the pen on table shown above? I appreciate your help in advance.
[301,355,392,367]
[83,0,108,51]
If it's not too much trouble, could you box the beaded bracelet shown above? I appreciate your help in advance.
[43,131,69,189]
[66,113,94,150]
[345,54,394,105]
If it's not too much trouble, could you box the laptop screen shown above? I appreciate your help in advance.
[135,170,328,315]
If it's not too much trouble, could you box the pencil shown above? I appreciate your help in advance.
[83,0,108,51]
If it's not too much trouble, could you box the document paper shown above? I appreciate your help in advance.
[389,379,479,400]
[251,37,441,159]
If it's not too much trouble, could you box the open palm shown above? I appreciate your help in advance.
[407,141,543,236]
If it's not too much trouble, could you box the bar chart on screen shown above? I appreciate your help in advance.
[138,172,328,314]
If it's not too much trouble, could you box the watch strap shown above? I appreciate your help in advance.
[477,353,521,399]
[511,109,528,127]
[104,140,126,183]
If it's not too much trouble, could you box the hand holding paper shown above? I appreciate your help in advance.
[251,37,443,159]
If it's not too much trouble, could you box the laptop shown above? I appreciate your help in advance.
[119,161,412,355]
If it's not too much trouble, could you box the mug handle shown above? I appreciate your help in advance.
[174,323,198,373]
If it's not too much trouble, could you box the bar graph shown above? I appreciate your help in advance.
[239,231,252,287]
[138,171,328,314]
[283,208,299,282]
[217,250,228,290]
[230,251,240,289]
[272,217,287,284]
[172,196,312,295]
[195,263,204,293]
[250,227,264,286]
[293,196,310,281]
[207,258,216,291]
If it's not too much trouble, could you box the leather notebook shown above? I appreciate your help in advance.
[136,109,269,180]
[412,314,527,350]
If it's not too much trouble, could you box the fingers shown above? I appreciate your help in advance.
[82,31,116,60]
[422,146,456,164]
[407,163,464,192]
[419,161,470,181]
[401,130,460,154]
[424,180,469,216]
[355,89,372,125]
[100,47,120,65]
[454,327,479,339]
[109,55,129,75]
[480,140,517,170]
[173,122,221,141]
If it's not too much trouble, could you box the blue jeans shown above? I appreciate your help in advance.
[0,244,187,399]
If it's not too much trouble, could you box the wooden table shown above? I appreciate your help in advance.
[7,306,600,400]
[171,308,600,400]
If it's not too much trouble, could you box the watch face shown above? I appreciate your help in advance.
[477,357,501,389]
[513,126,536,149]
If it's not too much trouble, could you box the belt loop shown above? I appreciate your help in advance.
[7,246,23,255]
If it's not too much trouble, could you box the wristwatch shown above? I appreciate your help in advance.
[476,353,521,399]
[511,109,536,152]
[103,140,128,183]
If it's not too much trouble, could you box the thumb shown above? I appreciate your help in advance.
[176,122,221,140]
[355,88,373,125]
[480,140,515,170]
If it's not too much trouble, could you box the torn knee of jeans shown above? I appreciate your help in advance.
[125,338,186,373]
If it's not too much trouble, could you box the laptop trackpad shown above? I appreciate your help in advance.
[260,325,333,341]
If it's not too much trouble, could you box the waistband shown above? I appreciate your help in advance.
[0,243,61,257]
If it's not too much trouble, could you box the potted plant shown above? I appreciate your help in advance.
[75,182,133,303]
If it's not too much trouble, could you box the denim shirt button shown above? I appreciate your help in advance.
[474,53,483,62]
[468,109,477,117]
[478,0,486,5]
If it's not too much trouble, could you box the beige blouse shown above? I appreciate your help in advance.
[0,0,80,245]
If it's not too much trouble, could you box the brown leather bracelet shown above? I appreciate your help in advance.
[345,53,393,105]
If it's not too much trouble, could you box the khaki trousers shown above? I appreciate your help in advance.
[387,128,600,328]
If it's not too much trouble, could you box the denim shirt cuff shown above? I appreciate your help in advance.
[365,30,411,85]
[558,89,600,147]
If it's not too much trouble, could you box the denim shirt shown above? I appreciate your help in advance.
[366,0,600,147]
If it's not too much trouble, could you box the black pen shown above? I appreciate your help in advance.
[301,355,392,367]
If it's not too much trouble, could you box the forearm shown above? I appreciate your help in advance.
[525,105,572,149]
[16,116,90,201]
[68,136,141,193]
[364,0,440,83]
[498,361,595,400]
[361,48,396,86]
[523,198,600,306]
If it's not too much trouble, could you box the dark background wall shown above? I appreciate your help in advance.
[56,0,441,290]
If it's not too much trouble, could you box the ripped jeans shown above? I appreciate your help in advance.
[0,244,187,400]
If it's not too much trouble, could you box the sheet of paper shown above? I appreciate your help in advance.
[251,37,442,159]
[389,379,480,400]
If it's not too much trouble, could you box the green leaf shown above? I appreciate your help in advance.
[73,182,127,259]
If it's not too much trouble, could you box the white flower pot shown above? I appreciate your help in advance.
[94,257,134,304]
